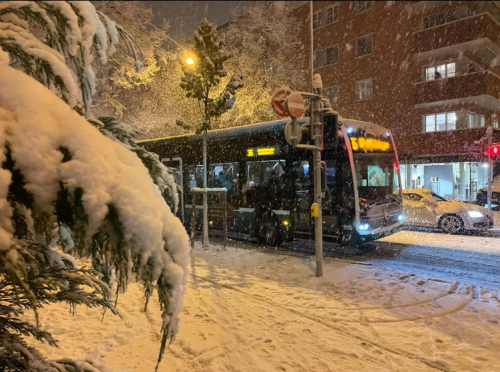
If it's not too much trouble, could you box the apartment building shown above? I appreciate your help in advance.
[294,0,500,201]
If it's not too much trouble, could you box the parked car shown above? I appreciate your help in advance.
[402,189,494,234]
[476,176,500,209]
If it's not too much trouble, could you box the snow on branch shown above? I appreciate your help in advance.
[0,1,143,113]
[0,65,189,369]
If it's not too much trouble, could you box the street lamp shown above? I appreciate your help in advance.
[186,57,195,65]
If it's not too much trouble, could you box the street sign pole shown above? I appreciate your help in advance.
[487,126,493,210]
[312,94,323,278]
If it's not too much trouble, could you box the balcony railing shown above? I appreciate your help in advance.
[414,13,500,54]
[413,71,500,105]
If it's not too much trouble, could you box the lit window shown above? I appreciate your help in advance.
[424,112,457,132]
[493,119,499,129]
[325,45,339,65]
[313,50,323,69]
[325,86,340,105]
[326,4,339,24]
[355,1,372,13]
[469,112,485,128]
[356,78,373,101]
[356,35,373,57]
[313,10,323,29]
[425,62,455,81]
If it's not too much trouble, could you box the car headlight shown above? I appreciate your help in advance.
[467,211,484,218]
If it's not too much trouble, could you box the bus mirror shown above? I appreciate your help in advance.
[323,113,338,149]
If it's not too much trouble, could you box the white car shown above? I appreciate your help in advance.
[476,176,500,208]
[402,189,494,234]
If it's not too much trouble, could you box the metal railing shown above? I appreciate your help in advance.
[190,187,228,249]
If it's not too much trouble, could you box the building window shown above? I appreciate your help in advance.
[355,1,372,13]
[356,78,373,101]
[356,35,373,57]
[313,10,323,29]
[313,50,323,69]
[425,62,455,81]
[493,119,499,129]
[424,112,456,132]
[423,10,457,29]
[469,112,485,128]
[326,4,340,24]
[325,86,340,105]
[325,45,339,65]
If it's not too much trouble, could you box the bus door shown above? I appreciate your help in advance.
[292,158,314,234]
[162,157,184,223]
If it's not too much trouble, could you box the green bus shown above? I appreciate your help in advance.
[139,117,404,246]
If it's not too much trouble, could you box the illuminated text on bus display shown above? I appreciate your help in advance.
[350,137,391,152]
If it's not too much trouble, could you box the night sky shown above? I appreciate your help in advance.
[143,1,257,41]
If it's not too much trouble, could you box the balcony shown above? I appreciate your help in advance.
[414,13,500,66]
[413,71,500,110]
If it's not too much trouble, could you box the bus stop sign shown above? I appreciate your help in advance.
[271,87,292,117]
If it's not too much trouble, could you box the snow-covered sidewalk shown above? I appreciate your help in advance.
[29,244,500,372]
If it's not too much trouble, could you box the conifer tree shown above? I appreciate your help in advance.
[178,18,243,247]
[0,2,189,371]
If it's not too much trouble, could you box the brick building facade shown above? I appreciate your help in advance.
[294,1,500,201]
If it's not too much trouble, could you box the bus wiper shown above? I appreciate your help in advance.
[367,194,401,207]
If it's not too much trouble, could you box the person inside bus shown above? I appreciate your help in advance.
[218,171,233,193]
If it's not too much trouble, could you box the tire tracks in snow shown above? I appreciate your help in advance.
[190,273,456,372]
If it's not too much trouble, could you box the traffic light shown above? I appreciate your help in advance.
[489,143,500,157]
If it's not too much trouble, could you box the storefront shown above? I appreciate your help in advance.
[400,161,489,201]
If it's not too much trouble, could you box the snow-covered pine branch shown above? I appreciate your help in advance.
[0,61,189,371]
[0,1,143,113]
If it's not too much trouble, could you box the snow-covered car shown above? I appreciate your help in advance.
[476,176,500,208]
[402,189,494,234]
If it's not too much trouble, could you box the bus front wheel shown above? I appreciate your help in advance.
[254,210,282,247]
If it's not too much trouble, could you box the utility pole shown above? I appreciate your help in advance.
[202,129,209,247]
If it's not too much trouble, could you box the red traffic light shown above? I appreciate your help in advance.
[489,144,500,156]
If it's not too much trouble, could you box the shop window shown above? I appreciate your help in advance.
[469,112,485,128]
[424,112,456,132]
[355,1,372,13]
[356,78,373,101]
[356,34,373,57]
[325,85,340,105]
[425,62,455,81]
[326,4,340,24]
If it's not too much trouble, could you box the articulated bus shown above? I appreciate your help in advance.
[139,117,404,247]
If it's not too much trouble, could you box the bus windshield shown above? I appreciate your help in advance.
[354,153,400,204]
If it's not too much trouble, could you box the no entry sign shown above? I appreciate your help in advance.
[285,91,305,119]
[271,87,292,117]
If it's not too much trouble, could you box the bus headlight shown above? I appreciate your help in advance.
[359,223,370,231]
[398,214,404,222]
[467,211,484,218]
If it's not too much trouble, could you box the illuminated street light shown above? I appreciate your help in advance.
[186,57,195,65]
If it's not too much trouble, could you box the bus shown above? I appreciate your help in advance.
[139,117,404,247]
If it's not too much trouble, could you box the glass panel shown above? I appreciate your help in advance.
[436,64,446,78]
[326,7,333,23]
[425,67,435,81]
[447,112,456,130]
[354,153,398,203]
[313,50,323,69]
[436,114,446,131]
[446,63,455,77]
[357,35,372,56]
[326,86,339,105]
[480,115,485,127]
[325,46,338,65]
[493,120,499,129]
[469,113,475,128]
[425,115,435,132]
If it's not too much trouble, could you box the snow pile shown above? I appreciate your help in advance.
[0,64,190,344]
